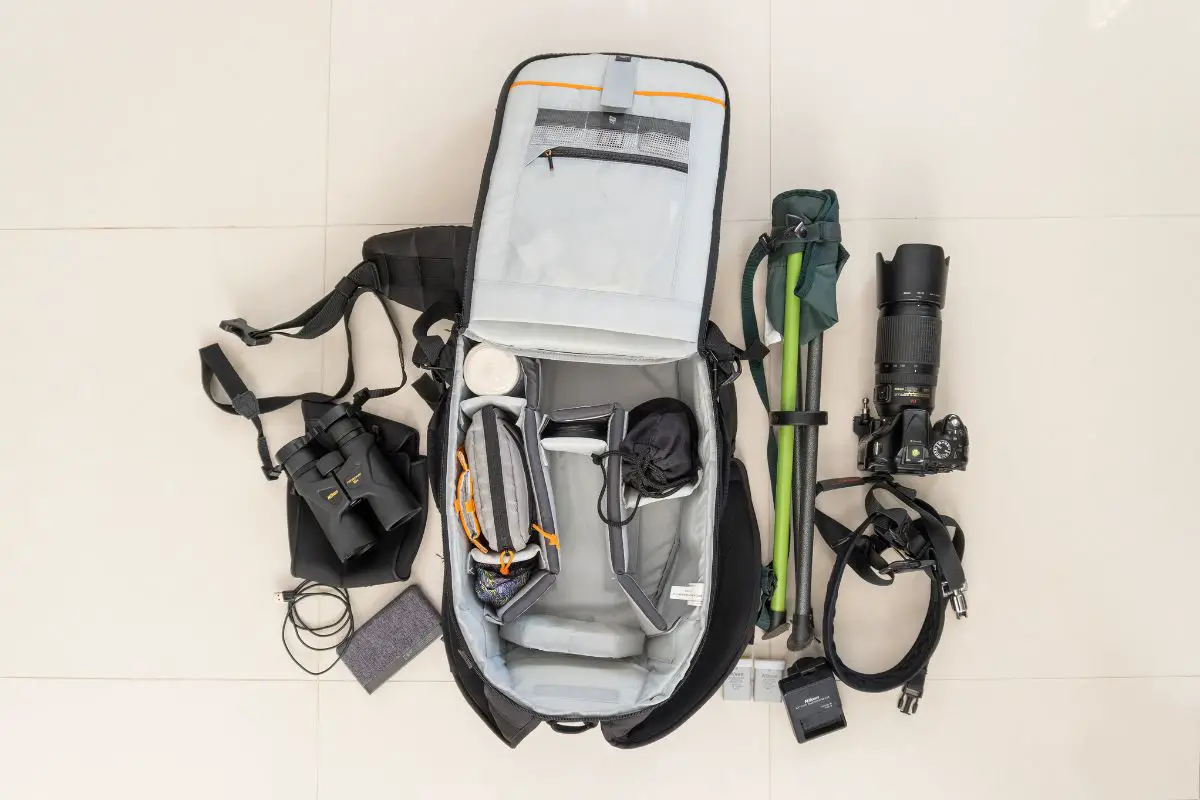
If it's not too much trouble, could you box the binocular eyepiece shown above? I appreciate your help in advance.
[277,405,421,563]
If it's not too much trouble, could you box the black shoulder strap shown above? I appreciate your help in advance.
[812,475,968,713]
[199,262,409,479]
[409,298,461,410]
[198,344,284,479]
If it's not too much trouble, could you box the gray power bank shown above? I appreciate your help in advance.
[337,585,442,693]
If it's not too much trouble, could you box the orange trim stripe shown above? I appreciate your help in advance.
[635,90,725,107]
[511,80,602,92]
[509,80,725,108]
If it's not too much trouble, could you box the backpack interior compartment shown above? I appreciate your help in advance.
[444,336,718,717]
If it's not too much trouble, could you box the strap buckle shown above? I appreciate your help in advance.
[880,557,936,576]
[714,356,741,389]
[219,317,272,347]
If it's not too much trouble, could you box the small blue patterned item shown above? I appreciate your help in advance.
[474,561,534,607]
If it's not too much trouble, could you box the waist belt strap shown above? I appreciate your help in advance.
[814,475,967,714]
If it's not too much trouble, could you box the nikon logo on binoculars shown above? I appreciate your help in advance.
[277,404,421,563]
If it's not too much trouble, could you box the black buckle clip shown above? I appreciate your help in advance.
[880,557,937,577]
[220,318,272,347]
[715,357,741,389]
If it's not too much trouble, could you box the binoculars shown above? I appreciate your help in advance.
[277,405,421,562]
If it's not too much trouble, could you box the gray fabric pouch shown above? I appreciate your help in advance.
[336,586,441,694]
[463,405,532,557]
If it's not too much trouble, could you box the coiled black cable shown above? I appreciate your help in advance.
[279,580,355,676]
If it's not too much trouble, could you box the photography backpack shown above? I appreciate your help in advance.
[416,54,761,747]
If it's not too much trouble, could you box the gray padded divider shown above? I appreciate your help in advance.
[604,406,628,573]
[499,614,646,659]
[484,572,557,625]
[522,406,559,573]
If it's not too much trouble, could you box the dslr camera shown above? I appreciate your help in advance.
[854,244,969,476]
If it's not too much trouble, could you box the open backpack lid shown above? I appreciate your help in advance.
[465,54,730,361]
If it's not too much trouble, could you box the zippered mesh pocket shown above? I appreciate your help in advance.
[507,110,689,298]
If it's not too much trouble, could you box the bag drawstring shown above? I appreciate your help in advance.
[592,444,674,527]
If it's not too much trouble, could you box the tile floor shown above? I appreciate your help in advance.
[1,1,1198,798]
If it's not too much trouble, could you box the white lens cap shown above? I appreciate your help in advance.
[464,344,521,396]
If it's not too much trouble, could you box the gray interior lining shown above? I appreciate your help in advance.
[470,54,726,359]
[445,335,718,717]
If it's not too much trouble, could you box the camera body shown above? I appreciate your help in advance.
[854,403,968,475]
[855,243,969,477]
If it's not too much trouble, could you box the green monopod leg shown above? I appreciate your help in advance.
[764,252,803,637]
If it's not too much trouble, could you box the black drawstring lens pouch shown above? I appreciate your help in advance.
[288,400,428,588]
[621,397,701,499]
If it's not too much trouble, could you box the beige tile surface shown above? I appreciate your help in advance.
[0,1,331,229]
[0,228,326,678]
[0,4,1198,798]
[770,0,1200,219]
[326,0,769,225]
[318,681,770,800]
[0,679,316,800]
[769,677,1200,800]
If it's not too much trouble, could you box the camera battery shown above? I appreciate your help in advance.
[722,657,754,701]
[753,659,785,703]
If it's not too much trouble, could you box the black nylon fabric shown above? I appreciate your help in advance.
[363,225,471,313]
[286,400,427,588]
[620,397,700,498]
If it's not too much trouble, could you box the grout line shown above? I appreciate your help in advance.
[0,675,319,683]
[766,701,773,799]
[322,0,334,230]
[6,212,1200,235]
[0,224,330,232]
[314,674,322,800]
[10,674,1196,683]
[0,675,460,684]
[767,0,773,203]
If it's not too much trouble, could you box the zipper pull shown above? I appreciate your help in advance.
[542,149,554,171]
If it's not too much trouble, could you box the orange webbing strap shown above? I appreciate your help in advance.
[508,80,726,108]
[454,449,486,554]
[532,523,559,549]
[498,549,515,576]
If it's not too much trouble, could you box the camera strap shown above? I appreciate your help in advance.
[813,474,967,714]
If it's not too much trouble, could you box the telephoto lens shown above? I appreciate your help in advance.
[276,437,378,562]
[874,244,950,418]
[316,406,421,532]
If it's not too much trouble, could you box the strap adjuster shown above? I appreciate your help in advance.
[230,391,260,420]
[220,317,272,347]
